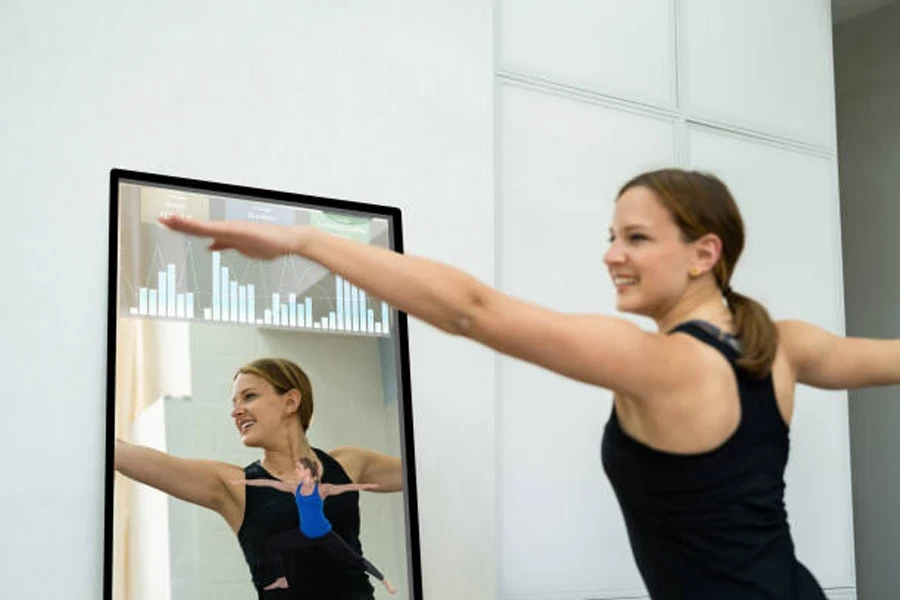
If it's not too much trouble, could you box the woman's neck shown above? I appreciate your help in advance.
[261,430,316,479]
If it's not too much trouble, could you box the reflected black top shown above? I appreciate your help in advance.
[237,447,375,600]
[601,321,826,599]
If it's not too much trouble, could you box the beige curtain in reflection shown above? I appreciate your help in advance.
[114,317,173,599]
[113,184,194,599]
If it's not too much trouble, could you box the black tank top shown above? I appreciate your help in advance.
[236,447,375,599]
[601,320,826,599]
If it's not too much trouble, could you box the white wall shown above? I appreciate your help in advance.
[834,3,900,598]
[0,1,494,599]
[496,1,855,598]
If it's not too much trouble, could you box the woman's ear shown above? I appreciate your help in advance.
[283,389,302,415]
[693,232,723,272]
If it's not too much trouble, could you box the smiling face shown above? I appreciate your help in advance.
[229,358,315,448]
[604,184,727,321]
[604,186,696,317]
[230,372,301,448]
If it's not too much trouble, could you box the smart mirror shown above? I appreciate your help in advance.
[103,169,421,600]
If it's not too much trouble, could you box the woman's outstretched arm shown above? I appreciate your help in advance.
[778,320,900,389]
[319,483,380,498]
[158,216,709,399]
[329,446,403,493]
[115,439,242,513]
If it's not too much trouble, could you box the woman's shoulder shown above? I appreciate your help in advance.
[315,447,355,483]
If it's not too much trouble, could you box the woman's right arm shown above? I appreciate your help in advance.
[115,439,243,514]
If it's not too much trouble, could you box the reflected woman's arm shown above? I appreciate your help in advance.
[330,446,403,493]
[319,483,380,498]
[115,438,243,523]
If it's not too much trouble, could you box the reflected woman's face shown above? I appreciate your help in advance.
[230,373,294,448]
[295,462,313,483]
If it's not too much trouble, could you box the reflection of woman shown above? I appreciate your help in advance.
[234,457,397,595]
[115,357,403,599]
[160,169,900,599]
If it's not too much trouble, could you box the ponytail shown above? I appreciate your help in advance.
[725,290,779,378]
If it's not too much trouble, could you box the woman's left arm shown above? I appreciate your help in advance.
[778,320,900,389]
[320,483,381,498]
[330,446,403,493]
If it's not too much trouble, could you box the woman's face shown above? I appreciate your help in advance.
[230,373,298,448]
[603,186,697,318]
[295,462,313,483]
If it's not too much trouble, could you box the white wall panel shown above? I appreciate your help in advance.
[500,0,676,107]
[497,83,676,599]
[680,0,836,147]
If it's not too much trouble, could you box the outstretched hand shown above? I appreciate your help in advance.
[158,215,309,260]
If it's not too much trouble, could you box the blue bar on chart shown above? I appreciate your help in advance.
[239,285,247,323]
[220,266,229,322]
[358,288,367,333]
[367,308,374,332]
[186,293,194,319]
[320,316,328,329]
[212,252,221,320]
[298,304,305,327]
[158,271,167,317]
[382,302,390,334]
[288,293,297,327]
[336,276,345,330]
[272,293,280,326]
[230,281,238,322]
[328,312,336,330]
[281,304,288,326]
[350,284,359,332]
[176,294,185,318]
[204,307,212,320]
[375,322,382,334]
[343,281,352,331]
[248,284,256,324]
[264,309,272,325]
[167,265,176,317]
[149,290,158,317]
[139,288,148,315]
[305,298,312,327]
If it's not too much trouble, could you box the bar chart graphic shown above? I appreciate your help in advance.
[118,181,395,339]
[126,252,391,337]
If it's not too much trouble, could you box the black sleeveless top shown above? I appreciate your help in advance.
[601,321,826,599]
[236,447,375,599]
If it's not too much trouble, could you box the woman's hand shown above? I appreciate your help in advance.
[158,215,310,260]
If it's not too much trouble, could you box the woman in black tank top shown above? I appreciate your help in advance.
[115,357,404,599]
[161,168,900,599]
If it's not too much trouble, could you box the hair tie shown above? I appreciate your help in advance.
[722,286,733,297]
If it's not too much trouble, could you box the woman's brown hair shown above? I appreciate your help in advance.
[618,168,778,378]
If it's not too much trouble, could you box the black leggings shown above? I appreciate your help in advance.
[263,529,386,583]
